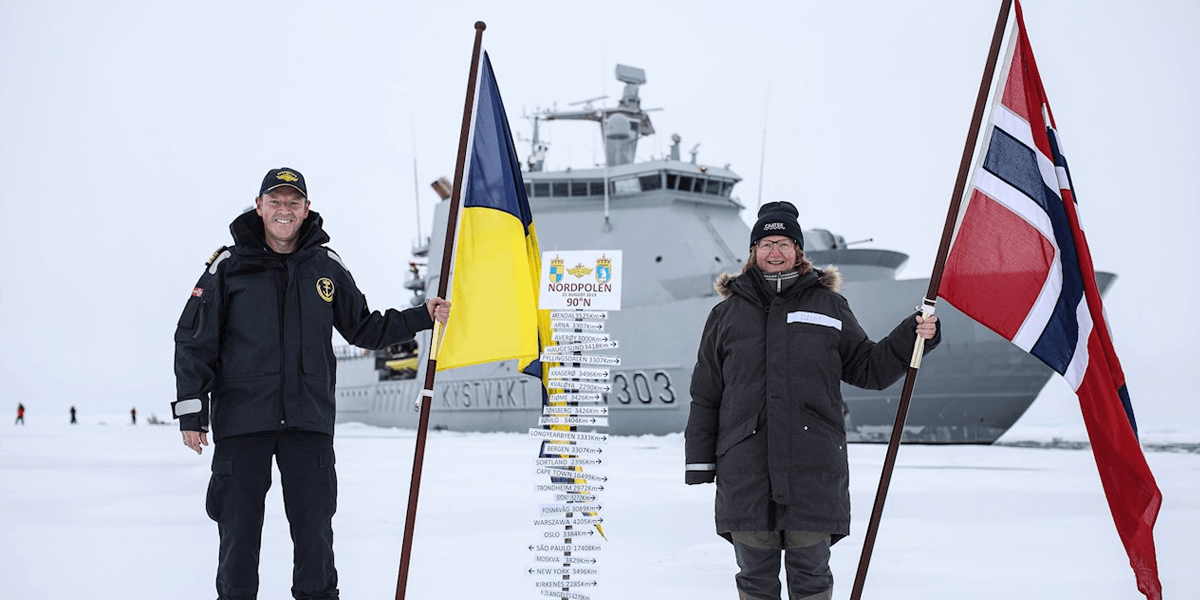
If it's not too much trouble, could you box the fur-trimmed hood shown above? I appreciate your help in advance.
[714,265,843,299]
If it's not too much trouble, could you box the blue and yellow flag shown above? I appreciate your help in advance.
[438,52,548,375]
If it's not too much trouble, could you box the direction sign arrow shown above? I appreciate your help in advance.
[553,493,597,503]
[543,405,608,416]
[527,543,604,553]
[542,443,604,455]
[544,340,618,353]
[538,589,592,600]
[541,354,621,366]
[534,580,598,588]
[539,503,603,515]
[534,457,606,468]
[531,555,598,564]
[535,467,607,482]
[546,380,612,393]
[547,367,611,380]
[551,332,610,343]
[532,517,605,527]
[527,566,600,576]
[529,429,608,443]
[538,416,610,427]
[535,483,604,493]
[549,310,608,321]
[550,319,607,331]
[547,393,605,404]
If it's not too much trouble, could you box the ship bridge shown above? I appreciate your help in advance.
[522,160,739,204]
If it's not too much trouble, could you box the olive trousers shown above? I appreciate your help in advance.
[729,531,833,600]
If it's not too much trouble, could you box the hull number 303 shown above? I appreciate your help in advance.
[607,370,676,405]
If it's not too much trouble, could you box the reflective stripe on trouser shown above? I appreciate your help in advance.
[730,531,833,600]
[207,430,339,600]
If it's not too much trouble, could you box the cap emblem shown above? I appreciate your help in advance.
[276,170,300,183]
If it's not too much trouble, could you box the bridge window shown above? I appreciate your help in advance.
[532,182,550,197]
[552,182,569,197]
[571,181,588,196]
[639,173,662,191]
[612,176,640,196]
[589,181,605,196]
[678,175,694,192]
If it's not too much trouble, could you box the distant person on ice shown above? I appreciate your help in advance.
[70,405,77,424]
[685,201,940,600]
[14,403,24,425]
[172,167,451,600]
[130,407,136,425]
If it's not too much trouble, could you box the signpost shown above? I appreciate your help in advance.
[527,250,622,600]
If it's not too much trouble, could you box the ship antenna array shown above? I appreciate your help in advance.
[568,95,608,109]
[409,120,422,240]
[521,109,551,173]
[756,75,771,209]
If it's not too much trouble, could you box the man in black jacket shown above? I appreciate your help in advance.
[173,167,449,600]
[685,201,938,600]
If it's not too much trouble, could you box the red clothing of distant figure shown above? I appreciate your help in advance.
[15,403,25,425]
[131,407,137,425]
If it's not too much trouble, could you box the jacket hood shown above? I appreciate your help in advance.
[229,209,330,254]
[714,265,843,300]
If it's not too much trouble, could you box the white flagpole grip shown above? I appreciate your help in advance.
[909,301,936,369]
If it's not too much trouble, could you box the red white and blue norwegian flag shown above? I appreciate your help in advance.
[938,2,1162,598]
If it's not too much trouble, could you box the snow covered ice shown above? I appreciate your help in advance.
[1,417,1196,599]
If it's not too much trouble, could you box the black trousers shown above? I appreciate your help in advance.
[729,531,833,600]
[207,430,339,600]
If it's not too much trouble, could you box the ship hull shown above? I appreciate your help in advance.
[335,278,1100,444]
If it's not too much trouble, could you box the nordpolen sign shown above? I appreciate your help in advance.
[540,250,623,311]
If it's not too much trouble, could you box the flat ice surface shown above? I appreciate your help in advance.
[1,419,1195,599]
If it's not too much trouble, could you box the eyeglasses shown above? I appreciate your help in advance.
[756,239,796,252]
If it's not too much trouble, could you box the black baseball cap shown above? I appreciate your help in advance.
[259,167,307,197]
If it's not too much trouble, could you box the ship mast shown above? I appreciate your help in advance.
[540,64,655,167]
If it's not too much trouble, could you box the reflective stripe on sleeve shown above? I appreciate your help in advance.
[172,398,202,417]
[686,463,716,472]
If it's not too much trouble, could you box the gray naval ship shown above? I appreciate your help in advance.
[333,64,1113,444]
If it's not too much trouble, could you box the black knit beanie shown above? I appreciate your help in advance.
[750,201,804,250]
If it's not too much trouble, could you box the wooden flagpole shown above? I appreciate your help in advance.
[848,1,1012,597]
[394,21,487,600]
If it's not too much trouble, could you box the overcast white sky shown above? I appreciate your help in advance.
[1,0,1196,433]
